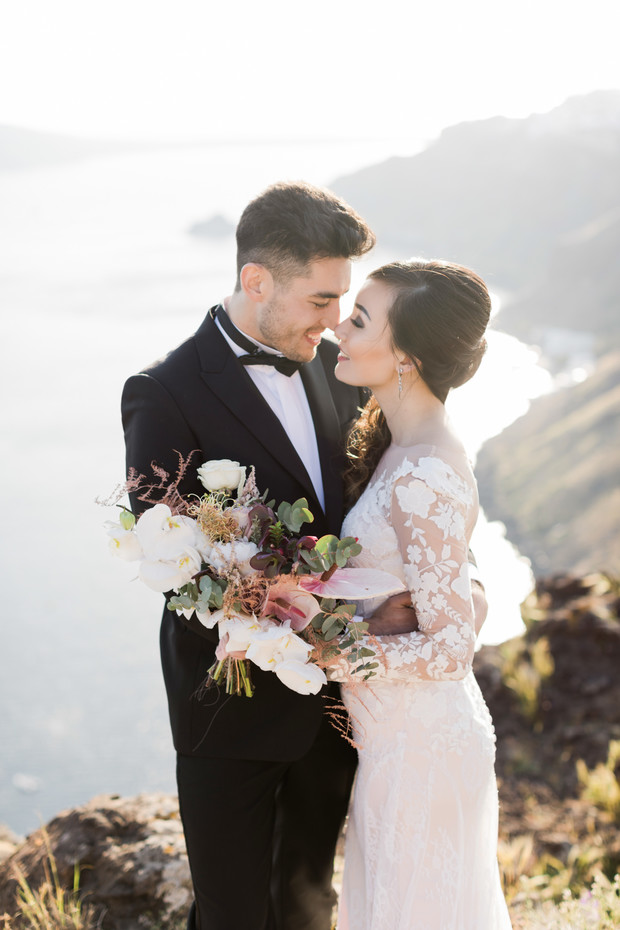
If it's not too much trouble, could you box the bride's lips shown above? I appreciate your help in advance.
[337,346,349,362]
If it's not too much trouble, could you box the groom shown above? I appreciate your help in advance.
[122,181,485,930]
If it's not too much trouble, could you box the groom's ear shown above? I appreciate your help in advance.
[240,263,274,303]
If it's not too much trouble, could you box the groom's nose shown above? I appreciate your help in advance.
[322,300,341,332]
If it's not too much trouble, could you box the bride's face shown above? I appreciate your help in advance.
[333,279,399,390]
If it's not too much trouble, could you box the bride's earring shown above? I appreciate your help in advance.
[398,366,403,398]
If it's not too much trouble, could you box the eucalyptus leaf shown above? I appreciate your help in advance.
[321,617,343,640]
[210,588,224,609]
[277,497,313,533]
[197,576,214,597]
[299,550,326,573]
[335,604,357,620]
[321,646,340,660]
[167,594,196,612]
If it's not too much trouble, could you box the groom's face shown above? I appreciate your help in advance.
[256,257,351,362]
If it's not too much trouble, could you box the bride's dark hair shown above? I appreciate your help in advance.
[344,259,491,506]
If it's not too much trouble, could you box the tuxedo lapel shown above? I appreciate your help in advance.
[300,350,344,526]
[194,311,318,501]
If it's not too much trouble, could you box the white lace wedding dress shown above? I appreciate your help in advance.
[332,443,512,930]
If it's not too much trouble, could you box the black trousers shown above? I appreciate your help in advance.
[177,709,357,930]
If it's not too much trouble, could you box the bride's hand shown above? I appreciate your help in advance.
[366,592,419,635]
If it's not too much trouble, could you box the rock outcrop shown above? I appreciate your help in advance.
[0,794,191,929]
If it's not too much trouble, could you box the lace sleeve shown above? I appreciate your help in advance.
[333,457,477,683]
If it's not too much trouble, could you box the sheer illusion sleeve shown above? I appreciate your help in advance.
[334,456,478,683]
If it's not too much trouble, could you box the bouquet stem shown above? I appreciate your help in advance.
[207,657,254,697]
[238,661,254,698]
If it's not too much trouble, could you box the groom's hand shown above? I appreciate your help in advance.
[367,582,488,638]
[471,580,488,636]
[366,592,419,635]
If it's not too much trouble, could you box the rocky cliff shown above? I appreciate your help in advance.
[331,90,620,346]
[476,351,620,577]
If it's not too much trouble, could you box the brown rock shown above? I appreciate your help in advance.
[0,794,191,929]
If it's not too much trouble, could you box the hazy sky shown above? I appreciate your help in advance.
[1,0,618,142]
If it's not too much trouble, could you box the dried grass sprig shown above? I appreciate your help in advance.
[97,450,200,515]
[189,497,241,543]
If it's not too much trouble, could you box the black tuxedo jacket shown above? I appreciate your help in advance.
[122,308,365,760]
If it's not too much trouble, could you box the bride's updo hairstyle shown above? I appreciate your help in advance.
[345,259,491,505]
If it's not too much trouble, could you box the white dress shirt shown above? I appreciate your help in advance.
[215,311,326,512]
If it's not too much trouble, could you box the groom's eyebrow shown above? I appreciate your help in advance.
[355,302,370,319]
[312,289,347,299]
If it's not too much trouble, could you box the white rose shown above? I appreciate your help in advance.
[106,522,143,561]
[275,660,327,695]
[135,504,200,561]
[197,460,246,493]
[202,539,259,577]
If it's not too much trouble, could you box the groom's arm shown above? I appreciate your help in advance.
[122,372,201,515]
[121,371,220,644]
[368,580,488,637]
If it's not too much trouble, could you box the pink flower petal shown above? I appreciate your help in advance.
[298,568,406,599]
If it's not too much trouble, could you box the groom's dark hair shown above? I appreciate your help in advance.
[234,181,375,289]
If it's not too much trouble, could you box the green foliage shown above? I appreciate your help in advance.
[501,636,554,723]
[276,498,313,534]
[577,741,620,821]
[301,535,362,573]
[513,872,620,929]
[168,574,225,614]
[311,601,357,642]
[2,830,100,930]
[311,600,378,678]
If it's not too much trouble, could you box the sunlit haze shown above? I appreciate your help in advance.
[1,0,619,142]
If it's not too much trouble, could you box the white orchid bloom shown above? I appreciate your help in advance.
[215,612,269,654]
[275,660,327,695]
[138,546,202,593]
[106,522,143,561]
[135,504,200,562]
[245,622,313,672]
[195,607,216,629]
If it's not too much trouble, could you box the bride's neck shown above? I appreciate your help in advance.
[375,382,447,448]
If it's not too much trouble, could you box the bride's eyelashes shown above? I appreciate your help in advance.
[351,315,364,328]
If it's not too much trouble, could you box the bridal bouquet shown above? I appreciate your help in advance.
[105,458,404,697]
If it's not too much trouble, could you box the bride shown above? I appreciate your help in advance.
[331,259,512,929]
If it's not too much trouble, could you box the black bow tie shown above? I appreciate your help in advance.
[239,352,303,377]
[215,305,302,377]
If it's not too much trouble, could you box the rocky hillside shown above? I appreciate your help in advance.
[1,575,618,927]
[331,90,620,345]
[476,350,620,578]
[476,573,620,913]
